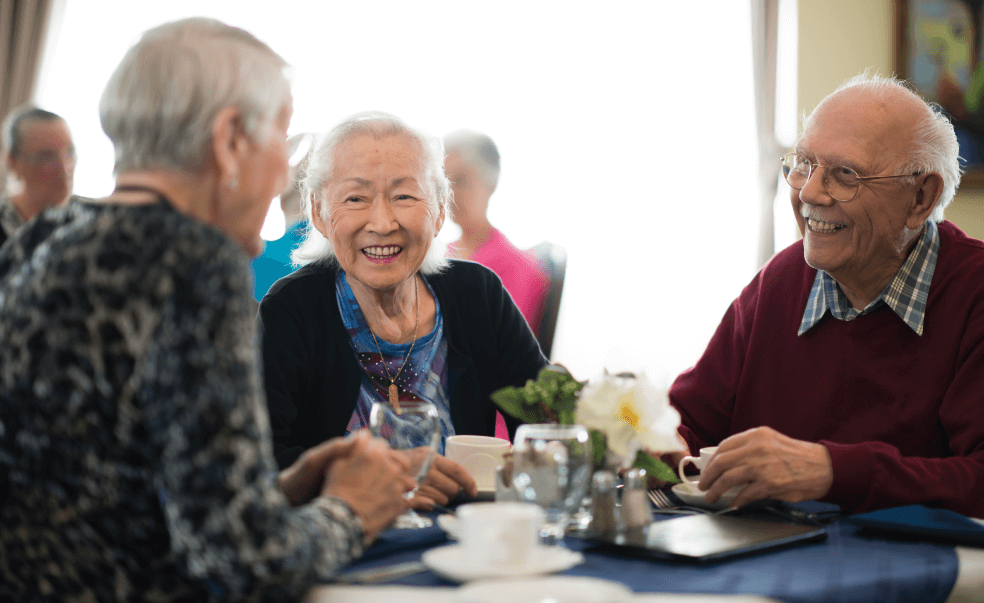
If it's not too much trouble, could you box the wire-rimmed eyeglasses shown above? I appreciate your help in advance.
[780,153,919,202]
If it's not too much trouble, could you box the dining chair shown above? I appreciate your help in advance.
[529,241,567,360]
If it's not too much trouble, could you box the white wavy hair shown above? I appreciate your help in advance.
[802,73,962,223]
[291,111,452,273]
[99,17,291,174]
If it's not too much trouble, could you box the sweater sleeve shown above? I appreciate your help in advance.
[143,246,364,601]
[669,277,756,454]
[257,288,314,468]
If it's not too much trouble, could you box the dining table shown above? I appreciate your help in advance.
[304,499,984,603]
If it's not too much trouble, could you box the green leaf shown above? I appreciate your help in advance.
[588,429,607,467]
[632,450,680,484]
[490,364,586,425]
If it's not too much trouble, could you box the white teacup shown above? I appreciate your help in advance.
[445,435,511,491]
[677,446,719,489]
[457,502,544,566]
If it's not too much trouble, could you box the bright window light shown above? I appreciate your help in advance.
[37,0,761,383]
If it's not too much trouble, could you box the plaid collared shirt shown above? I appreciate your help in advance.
[798,220,939,336]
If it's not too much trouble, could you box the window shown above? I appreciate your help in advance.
[38,0,761,383]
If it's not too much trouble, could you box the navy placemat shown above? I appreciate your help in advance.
[334,506,959,603]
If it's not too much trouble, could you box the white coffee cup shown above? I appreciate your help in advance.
[457,502,545,566]
[445,435,511,491]
[677,446,719,489]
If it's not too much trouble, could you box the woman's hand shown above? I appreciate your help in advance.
[395,448,478,509]
[321,432,417,539]
[277,434,364,506]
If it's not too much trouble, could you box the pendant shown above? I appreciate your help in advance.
[389,383,400,411]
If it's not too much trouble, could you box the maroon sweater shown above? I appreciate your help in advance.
[670,220,984,516]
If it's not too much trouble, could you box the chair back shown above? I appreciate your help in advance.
[529,241,567,359]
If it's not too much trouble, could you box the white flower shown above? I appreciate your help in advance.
[574,370,683,467]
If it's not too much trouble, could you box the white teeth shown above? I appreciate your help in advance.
[363,246,401,258]
[807,218,845,233]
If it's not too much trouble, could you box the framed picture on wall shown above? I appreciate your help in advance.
[896,0,984,186]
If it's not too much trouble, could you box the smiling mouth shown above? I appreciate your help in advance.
[806,218,847,233]
[363,245,402,259]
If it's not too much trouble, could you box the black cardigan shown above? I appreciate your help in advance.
[258,259,548,468]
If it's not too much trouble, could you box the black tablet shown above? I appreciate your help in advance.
[587,514,827,563]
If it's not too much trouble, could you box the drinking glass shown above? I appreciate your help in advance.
[511,423,593,545]
[369,400,441,529]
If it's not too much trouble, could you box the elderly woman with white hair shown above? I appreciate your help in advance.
[258,112,548,504]
[0,18,415,603]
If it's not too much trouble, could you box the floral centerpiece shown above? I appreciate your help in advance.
[491,365,681,483]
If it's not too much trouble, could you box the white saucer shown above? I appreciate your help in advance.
[458,576,632,603]
[422,544,583,583]
[671,483,740,511]
[436,514,459,540]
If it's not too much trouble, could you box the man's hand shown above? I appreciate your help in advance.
[277,435,364,506]
[400,449,478,509]
[697,426,833,508]
[321,432,417,538]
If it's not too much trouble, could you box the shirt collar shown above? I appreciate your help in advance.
[798,220,939,336]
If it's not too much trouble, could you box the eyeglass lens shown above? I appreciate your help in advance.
[781,154,859,201]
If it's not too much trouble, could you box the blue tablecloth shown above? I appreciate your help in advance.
[335,508,959,603]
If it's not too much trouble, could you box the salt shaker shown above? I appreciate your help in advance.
[621,468,651,529]
[588,470,617,533]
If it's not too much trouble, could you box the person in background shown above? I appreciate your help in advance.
[258,113,548,503]
[0,105,75,246]
[251,132,313,301]
[443,130,550,440]
[668,73,984,518]
[0,18,414,603]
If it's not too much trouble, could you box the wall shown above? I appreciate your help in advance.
[798,0,984,240]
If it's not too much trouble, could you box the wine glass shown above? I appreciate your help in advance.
[511,423,593,545]
[369,399,441,529]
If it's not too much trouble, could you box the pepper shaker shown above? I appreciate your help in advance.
[621,468,651,529]
[588,470,617,533]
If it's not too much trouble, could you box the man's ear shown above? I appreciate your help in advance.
[210,106,249,189]
[906,171,944,230]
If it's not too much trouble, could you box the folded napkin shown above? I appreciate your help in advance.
[846,504,984,546]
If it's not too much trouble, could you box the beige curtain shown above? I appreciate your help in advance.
[0,0,54,187]
[751,0,781,268]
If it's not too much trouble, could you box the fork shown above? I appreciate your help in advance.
[647,489,709,515]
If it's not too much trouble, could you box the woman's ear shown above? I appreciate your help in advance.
[210,106,249,190]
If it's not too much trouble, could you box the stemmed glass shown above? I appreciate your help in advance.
[511,423,593,545]
[369,400,441,529]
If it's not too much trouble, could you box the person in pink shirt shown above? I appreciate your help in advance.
[444,130,549,440]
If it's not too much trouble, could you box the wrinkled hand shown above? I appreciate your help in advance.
[395,448,477,509]
[278,435,364,506]
[321,432,416,539]
[698,426,833,508]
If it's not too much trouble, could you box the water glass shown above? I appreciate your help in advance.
[511,423,592,545]
[369,400,440,529]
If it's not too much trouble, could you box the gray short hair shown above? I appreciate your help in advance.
[804,73,961,223]
[99,17,291,175]
[2,105,65,158]
[291,111,451,273]
[443,129,501,191]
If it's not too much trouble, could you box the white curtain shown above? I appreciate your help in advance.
[751,0,782,268]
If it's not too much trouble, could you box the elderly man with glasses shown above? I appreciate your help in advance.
[668,73,984,517]
[1,105,76,247]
